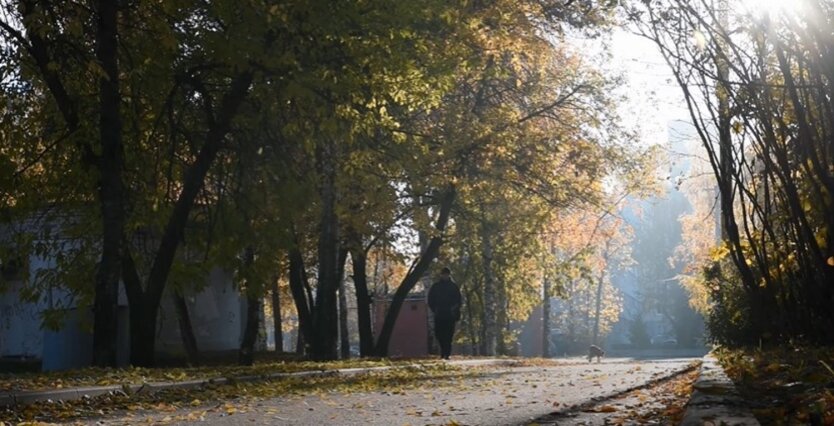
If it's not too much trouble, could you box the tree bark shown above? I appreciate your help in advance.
[271,278,283,352]
[418,228,437,355]
[257,297,267,352]
[542,275,551,358]
[310,140,340,360]
[295,333,305,355]
[496,274,508,355]
[91,0,124,368]
[239,292,260,366]
[172,292,200,365]
[128,300,158,367]
[123,72,253,366]
[466,280,480,355]
[339,269,350,359]
[240,293,260,366]
[375,187,455,356]
[239,246,259,366]
[288,247,313,352]
[350,248,374,357]
[592,271,604,346]
[480,220,497,356]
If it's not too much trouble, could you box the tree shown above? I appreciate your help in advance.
[1,0,290,366]
[0,0,126,367]
[633,0,834,344]
[0,0,658,367]
[271,277,284,352]
[547,210,631,353]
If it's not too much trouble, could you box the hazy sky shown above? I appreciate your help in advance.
[566,25,691,148]
[609,28,691,148]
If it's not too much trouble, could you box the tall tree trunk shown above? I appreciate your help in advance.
[288,247,313,353]
[309,140,343,360]
[295,332,304,354]
[592,271,604,346]
[239,247,259,366]
[480,220,497,356]
[310,140,340,360]
[716,0,731,243]
[240,293,260,366]
[123,73,253,366]
[339,272,350,359]
[128,301,158,367]
[13,4,120,365]
[418,228,437,355]
[465,281,480,355]
[173,292,200,365]
[496,275,508,355]
[121,249,151,366]
[91,0,124,368]
[350,248,374,357]
[542,274,551,358]
[375,187,455,356]
[271,278,283,352]
[257,298,267,352]
[714,0,757,295]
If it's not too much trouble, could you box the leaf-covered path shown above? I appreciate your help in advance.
[99,358,697,425]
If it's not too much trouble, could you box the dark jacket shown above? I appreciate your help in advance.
[428,278,462,321]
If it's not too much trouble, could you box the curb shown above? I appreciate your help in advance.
[680,354,760,425]
[0,358,518,407]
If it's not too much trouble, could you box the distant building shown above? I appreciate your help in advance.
[372,294,429,358]
[0,213,249,371]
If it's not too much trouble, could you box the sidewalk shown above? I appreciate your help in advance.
[681,354,760,425]
[0,358,518,407]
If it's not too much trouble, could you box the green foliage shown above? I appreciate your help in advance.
[700,259,757,346]
[0,0,652,362]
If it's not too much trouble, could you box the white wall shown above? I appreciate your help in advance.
[0,247,67,358]
[2,253,243,364]
[155,267,244,355]
[0,280,43,357]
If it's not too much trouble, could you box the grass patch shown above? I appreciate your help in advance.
[715,346,834,424]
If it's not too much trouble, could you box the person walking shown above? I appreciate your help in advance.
[428,267,462,360]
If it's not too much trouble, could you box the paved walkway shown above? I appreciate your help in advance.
[680,355,760,425]
[99,358,698,425]
[0,359,520,407]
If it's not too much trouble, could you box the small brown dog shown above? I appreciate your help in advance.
[588,345,604,363]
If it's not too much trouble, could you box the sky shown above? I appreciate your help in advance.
[565,24,694,160]
[608,28,691,147]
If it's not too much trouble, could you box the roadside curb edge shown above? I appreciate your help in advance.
[680,354,760,426]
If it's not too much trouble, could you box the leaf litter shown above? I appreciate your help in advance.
[1,363,484,424]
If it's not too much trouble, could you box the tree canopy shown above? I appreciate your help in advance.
[1,0,658,365]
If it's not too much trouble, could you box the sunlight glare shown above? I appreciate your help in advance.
[737,0,803,18]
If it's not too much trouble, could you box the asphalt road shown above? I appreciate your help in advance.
[99,357,697,426]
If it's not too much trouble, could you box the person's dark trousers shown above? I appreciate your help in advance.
[435,318,456,359]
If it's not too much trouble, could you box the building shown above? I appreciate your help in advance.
[0,213,248,371]
[372,294,429,358]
